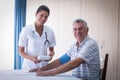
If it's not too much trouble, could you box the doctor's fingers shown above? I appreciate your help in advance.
[49,56,53,61]
[32,57,40,63]
[34,60,41,64]
[29,69,36,72]
[31,56,37,61]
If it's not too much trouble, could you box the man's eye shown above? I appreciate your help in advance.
[40,15,43,17]
[73,28,77,31]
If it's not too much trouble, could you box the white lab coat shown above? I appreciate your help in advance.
[19,24,56,71]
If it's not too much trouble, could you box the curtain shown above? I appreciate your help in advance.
[14,0,26,69]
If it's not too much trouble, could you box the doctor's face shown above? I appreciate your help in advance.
[73,22,88,42]
[35,10,49,25]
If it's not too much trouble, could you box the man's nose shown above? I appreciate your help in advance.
[75,29,80,34]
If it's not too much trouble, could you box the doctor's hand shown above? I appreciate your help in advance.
[48,51,55,61]
[29,68,42,72]
[31,56,41,64]
[49,56,53,61]
[43,56,52,62]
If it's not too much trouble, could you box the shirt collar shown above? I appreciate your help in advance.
[31,23,36,32]
[76,35,89,47]
[31,24,47,32]
[31,24,47,33]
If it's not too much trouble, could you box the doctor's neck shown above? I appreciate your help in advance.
[35,22,44,29]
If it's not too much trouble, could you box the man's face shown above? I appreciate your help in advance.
[73,22,88,42]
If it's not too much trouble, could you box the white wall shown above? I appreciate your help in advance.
[0,0,14,69]
[117,0,120,80]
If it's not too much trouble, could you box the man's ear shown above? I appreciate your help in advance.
[87,28,89,31]
[86,28,89,34]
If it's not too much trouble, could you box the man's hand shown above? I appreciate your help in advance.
[29,68,41,72]
[36,70,55,76]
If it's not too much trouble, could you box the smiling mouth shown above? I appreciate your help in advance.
[76,34,82,36]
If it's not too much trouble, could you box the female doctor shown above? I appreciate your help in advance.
[18,5,56,71]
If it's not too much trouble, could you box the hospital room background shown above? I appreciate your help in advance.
[0,0,120,80]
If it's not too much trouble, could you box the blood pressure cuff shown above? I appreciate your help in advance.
[59,54,71,64]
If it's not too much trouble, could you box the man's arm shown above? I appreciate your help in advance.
[29,59,62,72]
[36,57,85,76]
[59,54,71,64]
[41,59,62,71]
[41,53,71,71]
[53,57,84,74]
[29,53,70,72]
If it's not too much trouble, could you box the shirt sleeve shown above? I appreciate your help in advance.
[47,28,56,47]
[65,44,75,57]
[18,27,28,47]
[78,40,99,63]
[59,54,71,64]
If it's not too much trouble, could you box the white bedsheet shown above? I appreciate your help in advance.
[0,70,81,80]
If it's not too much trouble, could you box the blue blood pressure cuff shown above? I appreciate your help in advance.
[59,54,71,64]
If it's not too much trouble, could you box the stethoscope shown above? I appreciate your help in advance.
[43,32,50,54]
[44,32,50,45]
[32,31,50,54]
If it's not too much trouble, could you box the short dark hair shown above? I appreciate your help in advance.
[36,5,50,16]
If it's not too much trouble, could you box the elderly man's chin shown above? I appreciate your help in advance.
[75,37,81,40]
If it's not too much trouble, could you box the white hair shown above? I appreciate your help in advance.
[73,19,88,28]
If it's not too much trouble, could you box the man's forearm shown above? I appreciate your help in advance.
[53,58,84,74]
[40,59,62,71]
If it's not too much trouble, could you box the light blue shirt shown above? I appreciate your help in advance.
[59,36,100,80]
